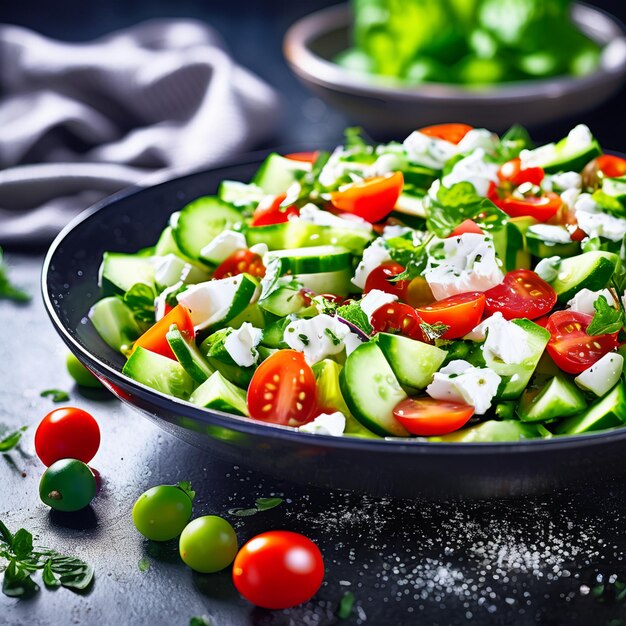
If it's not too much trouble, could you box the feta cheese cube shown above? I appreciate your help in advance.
[575,353,624,397]
[352,239,392,289]
[283,314,352,364]
[200,230,247,264]
[440,148,499,197]
[466,312,532,365]
[224,322,263,367]
[153,254,186,289]
[358,289,398,320]
[298,412,346,436]
[567,288,618,315]
[298,203,371,232]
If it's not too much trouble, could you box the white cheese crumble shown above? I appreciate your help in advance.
[535,256,561,282]
[520,143,557,170]
[403,131,456,170]
[298,412,346,436]
[465,312,533,365]
[575,353,624,397]
[440,148,499,197]
[224,323,262,367]
[297,203,372,231]
[352,239,392,289]
[358,289,398,320]
[527,224,573,244]
[283,314,352,364]
[426,360,501,415]
[567,288,618,315]
[574,193,626,242]
[545,171,582,192]
[200,230,247,264]
[424,233,504,300]
[153,254,186,288]
[154,281,184,321]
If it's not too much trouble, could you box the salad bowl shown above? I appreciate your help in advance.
[284,3,626,137]
[43,151,626,500]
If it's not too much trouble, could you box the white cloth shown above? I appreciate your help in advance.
[0,19,280,244]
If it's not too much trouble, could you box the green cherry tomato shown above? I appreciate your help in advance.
[39,459,96,512]
[179,516,238,574]
[66,353,103,388]
[132,485,193,542]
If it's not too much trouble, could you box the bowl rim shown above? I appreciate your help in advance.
[283,2,626,102]
[41,151,626,456]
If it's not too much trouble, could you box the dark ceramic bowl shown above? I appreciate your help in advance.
[284,3,626,136]
[43,154,626,500]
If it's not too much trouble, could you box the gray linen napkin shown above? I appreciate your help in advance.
[0,19,281,245]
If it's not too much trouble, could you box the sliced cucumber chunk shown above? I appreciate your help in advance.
[89,297,143,354]
[190,371,249,416]
[526,225,580,258]
[377,333,446,390]
[166,324,214,384]
[100,252,155,295]
[122,346,195,400]
[267,245,351,275]
[548,251,619,302]
[258,286,306,317]
[339,342,409,437]
[252,152,311,194]
[517,375,587,422]
[218,180,265,208]
[173,196,243,262]
[601,176,626,203]
[492,219,533,271]
[554,381,626,435]
[431,420,551,442]
[394,192,426,218]
[295,268,354,297]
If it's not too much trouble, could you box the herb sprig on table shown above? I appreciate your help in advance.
[0,427,27,453]
[0,521,94,597]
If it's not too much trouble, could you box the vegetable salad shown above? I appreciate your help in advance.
[90,122,626,442]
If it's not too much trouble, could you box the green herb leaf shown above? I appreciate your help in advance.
[498,124,533,161]
[344,126,368,149]
[254,497,283,511]
[385,233,434,282]
[138,557,151,573]
[336,302,373,336]
[228,507,258,517]
[0,248,30,303]
[42,559,60,587]
[43,554,94,591]
[2,559,38,597]
[0,521,14,546]
[123,283,157,324]
[587,295,624,336]
[591,190,626,218]
[176,481,196,502]
[298,333,310,346]
[336,591,356,620]
[258,257,284,300]
[419,321,450,342]
[0,427,27,452]
[11,530,33,560]
[40,389,70,403]
[427,182,507,237]
[189,617,211,626]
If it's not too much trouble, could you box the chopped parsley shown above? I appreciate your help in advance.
[40,389,70,403]
[324,328,341,346]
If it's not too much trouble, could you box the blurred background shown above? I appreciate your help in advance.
[3,0,625,149]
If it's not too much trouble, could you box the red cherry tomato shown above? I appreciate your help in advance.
[392,397,475,436]
[488,183,562,222]
[35,407,100,467]
[247,350,317,426]
[596,154,626,179]
[364,262,410,300]
[418,123,473,145]
[251,194,299,226]
[448,219,484,238]
[497,157,545,187]
[569,226,587,242]
[370,302,424,340]
[484,269,557,320]
[213,249,265,279]
[546,310,619,375]
[285,151,318,164]
[232,530,324,609]
[133,304,195,360]
[416,292,486,339]
[329,172,403,223]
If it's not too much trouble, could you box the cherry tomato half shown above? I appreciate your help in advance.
[330,172,403,223]
[546,310,619,375]
[596,154,626,179]
[251,193,299,226]
[133,304,195,360]
[484,269,557,320]
[393,397,475,436]
[418,123,473,145]
[370,302,424,341]
[247,350,317,426]
[213,249,266,280]
[35,407,101,467]
[448,219,483,238]
[488,184,562,222]
[497,157,544,187]
[364,262,410,300]
[232,531,324,609]
[285,151,319,164]
[416,292,486,339]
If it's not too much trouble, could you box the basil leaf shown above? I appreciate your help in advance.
[44,554,94,591]
[42,559,60,588]
[336,302,373,336]
[0,427,27,452]
[254,497,283,512]
[40,389,70,403]
[587,295,624,336]
[176,481,196,502]
[336,591,356,620]
[11,530,33,560]
[2,559,38,597]
[0,248,30,303]
[498,124,533,161]
[385,233,433,282]
[123,283,156,324]
[0,521,14,546]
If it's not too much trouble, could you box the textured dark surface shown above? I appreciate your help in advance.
[3,0,626,624]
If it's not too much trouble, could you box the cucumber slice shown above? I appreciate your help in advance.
[252,153,311,194]
[190,371,249,416]
[122,346,195,400]
[312,359,378,438]
[377,333,446,390]
[517,375,587,422]
[554,381,626,435]
[526,225,580,258]
[402,165,439,189]
[339,342,409,437]
[218,180,265,208]
[431,420,551,442]
[394,192,426,218]
[602,176,626,203]
[100,252,155,295]
[294,268,354,297]
[260,318,290,349]
[267,245,351,274]
[200,331,255,388]
[89,297,143,354]
[492,220,533,272]
[173,196,243,262]
[227,304,266,330]
[166,324,214,384]
[155,226,184,256]
[259,286,306,317]
[548,251,619,302]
